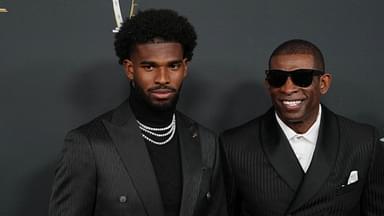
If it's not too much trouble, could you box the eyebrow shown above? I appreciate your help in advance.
[139,60,183,66]
[139,61,156,65]
[167,60,183,65]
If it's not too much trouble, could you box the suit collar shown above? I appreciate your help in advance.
[177,112,203,216]
[103,100,164,216]
[288,106,340,212]
[103,101,203,216]
[108,99,133,126]
[261,108,304,192]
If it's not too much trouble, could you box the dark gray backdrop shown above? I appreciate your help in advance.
[1,0,383,215]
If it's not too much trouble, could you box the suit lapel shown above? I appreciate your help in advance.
[288,106,340,212]
[102,100,164,216]
[177,112,203,216]
[261,109,304,192]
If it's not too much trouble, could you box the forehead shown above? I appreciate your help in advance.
[270,54,317,71]
[131,42,184,62]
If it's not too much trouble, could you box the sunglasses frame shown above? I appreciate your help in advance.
[265,69,325,88]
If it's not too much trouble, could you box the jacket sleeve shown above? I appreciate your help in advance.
[361,130,384,216]
[48,130,97,216]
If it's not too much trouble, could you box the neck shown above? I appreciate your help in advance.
[129,83,175,127]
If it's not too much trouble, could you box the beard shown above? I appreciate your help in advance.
[131,81,181,111]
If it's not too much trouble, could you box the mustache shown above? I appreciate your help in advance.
[148,85,177,92]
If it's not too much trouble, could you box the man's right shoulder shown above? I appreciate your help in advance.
[220,112,269,142]
[67,109,115,139]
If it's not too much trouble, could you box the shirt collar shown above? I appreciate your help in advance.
[275,105,322,144]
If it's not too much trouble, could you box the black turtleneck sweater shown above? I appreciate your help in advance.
[129,85,182,216]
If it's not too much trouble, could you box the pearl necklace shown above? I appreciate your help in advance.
[136,114,176,145]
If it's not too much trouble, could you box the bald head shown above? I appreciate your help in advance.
[268,39,325,71]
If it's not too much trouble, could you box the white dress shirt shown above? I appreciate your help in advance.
[275,105,322,173]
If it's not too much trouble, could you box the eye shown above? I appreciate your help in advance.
[142,65,154,71]
[169,63,181,71]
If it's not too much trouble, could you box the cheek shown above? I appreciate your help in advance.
[268,89,280,99]
[170,73,186,86]
[134,72,155,88]
[306,90,321,106]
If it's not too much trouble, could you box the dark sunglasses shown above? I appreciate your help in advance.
[265,69,325,88]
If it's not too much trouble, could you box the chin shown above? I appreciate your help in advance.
[285,118,304,124]
[281,113,305,124]
[145,93,179,111]
[149,100,175,110]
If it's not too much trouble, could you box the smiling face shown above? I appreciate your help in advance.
[267,53,331,133]
[123,42,188,110]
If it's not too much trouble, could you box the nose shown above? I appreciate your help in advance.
[155,67,170,85]
[279,77,298,94]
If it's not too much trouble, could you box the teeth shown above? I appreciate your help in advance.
[282,100,302,106]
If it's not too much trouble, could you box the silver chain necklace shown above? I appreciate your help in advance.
[136,114,176,145]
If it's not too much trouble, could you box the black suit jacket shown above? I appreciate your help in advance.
[220,106,384,216]
[49,100,227,216]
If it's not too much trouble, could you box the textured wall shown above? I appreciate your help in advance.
[1,0,383,215]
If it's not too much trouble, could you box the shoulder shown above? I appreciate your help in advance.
[337,114,377,148]
[324,107,377,149]
[326,108,376,137]
[220,110,271,141]
[67,108,115,140]
[337,114,375,133]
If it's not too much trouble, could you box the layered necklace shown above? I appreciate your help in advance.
[136,114,176,145]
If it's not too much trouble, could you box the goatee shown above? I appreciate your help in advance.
[131,81,180,112]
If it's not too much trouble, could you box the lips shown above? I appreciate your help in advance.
[281,99,304,109]
[149,88,175,100]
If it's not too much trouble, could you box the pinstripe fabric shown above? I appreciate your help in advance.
[220,106,384,216]
[49,112,148,216]
[48,100,227,216]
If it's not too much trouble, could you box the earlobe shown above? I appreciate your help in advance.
[123,59,134,80]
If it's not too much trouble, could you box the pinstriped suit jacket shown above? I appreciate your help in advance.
[220,106,384,216]
[48,100,227,216]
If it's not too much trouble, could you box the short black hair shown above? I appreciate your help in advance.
[114,9,197,64]
[268,39,325,71]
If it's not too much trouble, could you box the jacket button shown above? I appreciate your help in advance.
[119,195,127,203]
[206,192,211,199]
[192,132,198,138]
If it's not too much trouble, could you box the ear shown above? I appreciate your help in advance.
[182,58,189,78]
[319,72,332,94]
[122,59,134,80]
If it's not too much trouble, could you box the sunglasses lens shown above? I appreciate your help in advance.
[266,69,322,88]
[291,70,314,87]
[267,71,287,87]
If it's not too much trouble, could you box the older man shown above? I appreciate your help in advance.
[221,39,384,216]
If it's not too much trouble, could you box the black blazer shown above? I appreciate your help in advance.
[49,100,227,216]
[220,106,384,216]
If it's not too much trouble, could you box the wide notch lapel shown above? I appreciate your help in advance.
[102,100,164,216]
[261,109,304,192]
[288,106,340,212]
[177,112,203,216]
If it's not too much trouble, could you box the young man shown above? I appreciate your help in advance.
[220,39,384,216]
[49,9,226,216]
